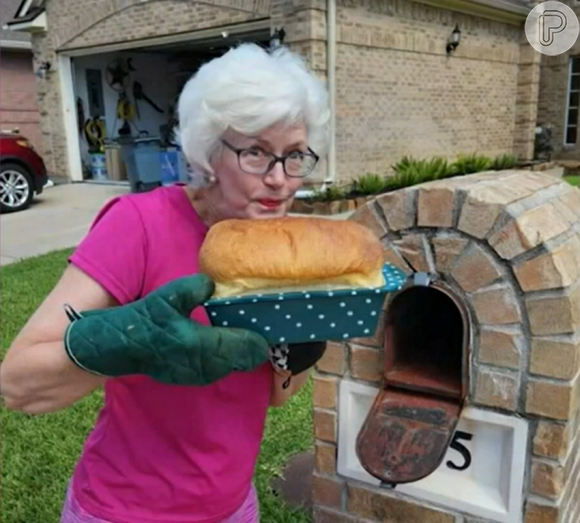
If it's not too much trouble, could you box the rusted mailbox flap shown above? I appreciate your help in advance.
[356,387,462,485]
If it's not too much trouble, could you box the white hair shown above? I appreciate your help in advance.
[176,43,330,181]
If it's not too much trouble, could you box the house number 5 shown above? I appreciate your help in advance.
[446,431,473,471]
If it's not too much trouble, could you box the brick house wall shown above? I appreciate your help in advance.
[0,49,41,150]
[332,0,527,181]
[536,6,580,161]
[28,0,536,182]
[271,0,538,183]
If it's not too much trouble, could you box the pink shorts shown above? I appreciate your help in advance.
[59,482,259,523]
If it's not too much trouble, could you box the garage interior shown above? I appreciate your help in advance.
[71,28,271,189]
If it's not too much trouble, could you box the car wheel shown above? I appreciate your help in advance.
[0,163,34,213]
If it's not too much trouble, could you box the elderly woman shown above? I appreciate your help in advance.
[0,43,330,523]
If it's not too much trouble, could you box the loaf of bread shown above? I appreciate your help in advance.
[198,217,385,298]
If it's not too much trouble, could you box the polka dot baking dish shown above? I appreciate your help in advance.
[202,263,407,345]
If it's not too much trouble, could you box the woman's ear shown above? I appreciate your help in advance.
[190,164,217,187]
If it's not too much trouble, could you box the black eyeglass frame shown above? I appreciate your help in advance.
[220,139,320,178]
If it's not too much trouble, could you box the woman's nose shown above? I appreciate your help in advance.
[263,161,287,189]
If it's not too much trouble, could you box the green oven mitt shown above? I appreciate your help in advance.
[62,274,270,386]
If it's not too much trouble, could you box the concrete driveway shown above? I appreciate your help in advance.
[0,183,129,266]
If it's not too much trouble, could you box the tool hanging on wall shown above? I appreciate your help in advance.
[133,81,163,114]
[115,91,139,136]
[104,57,137,136]
[83,118,106,153]
[105,58,132,93]
[116,94,135,121]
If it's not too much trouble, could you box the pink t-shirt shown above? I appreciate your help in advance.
[68,185,273,523]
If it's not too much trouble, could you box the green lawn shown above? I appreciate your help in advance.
[1,249,313,522]
[565,175,580,187]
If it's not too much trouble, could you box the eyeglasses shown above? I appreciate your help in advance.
[221,140,319,178]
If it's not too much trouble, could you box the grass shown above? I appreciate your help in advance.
[0,249,313,522]
[565,175,580,187]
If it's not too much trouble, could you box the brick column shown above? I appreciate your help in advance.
[270,0,327,75]
[270,0,329,185]
[30,31,66,181]
[537,53,569,155]
[312,171,580,522]
[514,35,542,161]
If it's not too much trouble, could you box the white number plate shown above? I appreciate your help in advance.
[337,379,529,523]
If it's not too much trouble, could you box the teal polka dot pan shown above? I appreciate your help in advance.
[203,263,407,345]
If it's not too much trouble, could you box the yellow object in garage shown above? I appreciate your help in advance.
[116,98,135,121]
[83,118,106,153]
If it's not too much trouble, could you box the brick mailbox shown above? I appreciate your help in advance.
[311,171,580,523]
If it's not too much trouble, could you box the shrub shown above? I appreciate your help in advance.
[388,169,424,190]
[491,153,518,170]
[308,151,522,206]
[424,157,455,180]
[324,184,348,201]
[389,156,455,189]
[350,173,390,196]
[305,183,348,203]
[307,189,327,203]
[390,155,415,176]
[451,153,492,175]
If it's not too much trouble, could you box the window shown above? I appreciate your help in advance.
[564,57,580,145]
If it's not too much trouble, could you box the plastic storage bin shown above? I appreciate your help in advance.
[160,147,190,184]
[159,148,181,185]
[120,138,163,193]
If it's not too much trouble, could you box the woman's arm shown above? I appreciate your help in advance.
[0,264,118,414]
[269,368,311,408]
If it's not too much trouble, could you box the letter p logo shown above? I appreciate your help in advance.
[526,1,579,56]
[539,10,567,46]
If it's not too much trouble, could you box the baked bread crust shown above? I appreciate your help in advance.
[199,217,385,297]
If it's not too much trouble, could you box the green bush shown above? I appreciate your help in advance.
[324,184,348,201]
[303,151,523,204]
[388,169,424,190]
[450,153,492,175]
[391,156,455,184]
[308,184,347,202]
[306,189,326,203]
[390,155,414,176]
[490,153,518,171]
[350,173,391,196]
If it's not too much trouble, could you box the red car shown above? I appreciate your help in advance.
[0,132,48,213]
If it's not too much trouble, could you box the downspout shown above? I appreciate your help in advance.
[326,0,337,187]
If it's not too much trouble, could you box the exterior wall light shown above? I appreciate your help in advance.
[270,27,286,49]
[35,61,51,79]
[446,25,461,54]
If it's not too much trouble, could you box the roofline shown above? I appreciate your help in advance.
[14,0,34,19]
[472,0,531,16]
[0,39,32,50]
[5,11,46,33]
[414,0,531,24]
